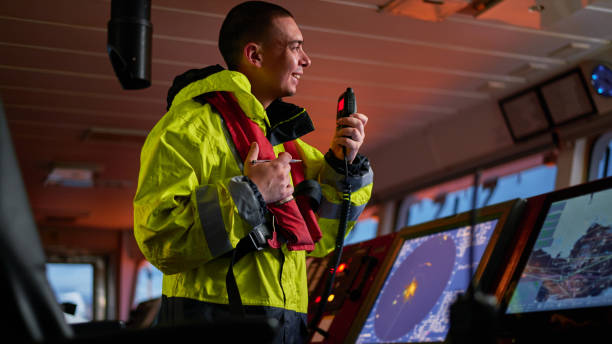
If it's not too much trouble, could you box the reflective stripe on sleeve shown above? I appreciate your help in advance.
[317,199,366,222]
[228,176,265,227]
[320,163,374,191]
[196,185,233,258]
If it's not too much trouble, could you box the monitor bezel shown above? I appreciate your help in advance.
[346,199,524,344]
[500,176,612,332]
[491,193,549,302]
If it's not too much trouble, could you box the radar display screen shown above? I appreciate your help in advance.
[355,219,499,343]
[506,187,612,314]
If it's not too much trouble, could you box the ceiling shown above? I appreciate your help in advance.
[1,0,611,231]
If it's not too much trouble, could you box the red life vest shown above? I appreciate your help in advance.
[201,91,322,251]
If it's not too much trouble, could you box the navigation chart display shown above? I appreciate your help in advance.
[506,187,612,314]
[356,219,499,343]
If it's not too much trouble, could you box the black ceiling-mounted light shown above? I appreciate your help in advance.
[107,0,152,90]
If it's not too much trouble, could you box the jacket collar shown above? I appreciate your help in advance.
[266,99,314,145]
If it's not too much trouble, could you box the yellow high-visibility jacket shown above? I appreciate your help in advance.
[133,66,373,314]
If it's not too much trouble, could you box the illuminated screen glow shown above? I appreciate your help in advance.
[356,219,499,343]
[506,188,612,314]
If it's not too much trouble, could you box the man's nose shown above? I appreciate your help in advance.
[300,50,311,68]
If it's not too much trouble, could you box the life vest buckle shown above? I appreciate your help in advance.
[246,223,271,251]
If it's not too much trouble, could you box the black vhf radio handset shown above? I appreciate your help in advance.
[308,87,356,338]
[337,87,356,159]
[337,87,356,128]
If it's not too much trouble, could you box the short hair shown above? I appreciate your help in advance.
[219,1,293,70]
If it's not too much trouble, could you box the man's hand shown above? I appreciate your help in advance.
[331,113,368,163]
[244,142,294,204]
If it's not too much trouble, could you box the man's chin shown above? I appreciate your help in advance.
[278,93,295,100]
[283,88,297,97]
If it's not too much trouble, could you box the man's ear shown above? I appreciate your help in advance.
[243,42,263,68]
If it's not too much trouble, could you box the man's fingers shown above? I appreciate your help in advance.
[351,113,368,126]
[245,142,259,164]
[333,136,359,150]
[276,151,292,163]
[336,127,363,142]
[337,113,367,128]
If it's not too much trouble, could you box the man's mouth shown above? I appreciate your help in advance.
[292,73,301,80]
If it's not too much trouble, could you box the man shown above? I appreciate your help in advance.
[133,1,372,343]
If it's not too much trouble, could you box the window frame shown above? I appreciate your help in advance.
[132,260,163,308]
[46,255,108,321]
[588,131,612,181]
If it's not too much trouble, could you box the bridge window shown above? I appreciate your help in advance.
[588,131,612,181]
[399,154,557,228]
[46,263,94,323]
[344,217,379,245]
[133,261,163,307]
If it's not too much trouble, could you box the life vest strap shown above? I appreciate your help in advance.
[225,222,273,317]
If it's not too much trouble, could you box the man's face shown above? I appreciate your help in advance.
[258,16,311,101]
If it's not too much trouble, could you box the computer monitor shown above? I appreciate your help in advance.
[499,89,551,142]
[539,68,596,127]
[308,233,397,343]
[346,199,524,343]
[499,67,597,143]
[502,176,612,333]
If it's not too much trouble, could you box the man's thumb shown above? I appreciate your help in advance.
[245,142,259,163]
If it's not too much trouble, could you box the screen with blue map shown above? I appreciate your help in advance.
[506,187,612,314]
[355,219,499,343]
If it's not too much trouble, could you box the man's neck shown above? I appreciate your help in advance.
[250,84,274,109]
[236,67,273,109]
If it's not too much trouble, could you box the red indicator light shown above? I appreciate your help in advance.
[315,296,321,303]
[338,98,344,112]
[337,263,346,273]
